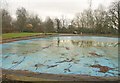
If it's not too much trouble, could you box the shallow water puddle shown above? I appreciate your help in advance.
[1,36,119,76]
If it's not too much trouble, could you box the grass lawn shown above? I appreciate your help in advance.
[1,33,43,39]
[1,32,118,40]
[1,32,57,40]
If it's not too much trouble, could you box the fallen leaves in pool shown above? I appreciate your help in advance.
[9,56,26,69]
[56,58,74,63]
[34,64,45,70]
[90,64,114,73]
[64,65,72,73]
[56,58,80,64]
[34,64,58,70]
[22,49,40,55]
[61,53,65,56]
[47,64,58,68]
[65,47,70,50]
[3,55,9,59]
[89,52,103,57]
[42,44,52,49]
[12,61,18,64]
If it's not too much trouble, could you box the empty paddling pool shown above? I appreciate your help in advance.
[1,36,119,77]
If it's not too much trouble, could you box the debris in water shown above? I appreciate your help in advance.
[73,59,80,64]
[47,65,58,68]
[64,64,72,73]
[35,63,45,70]
[3,55,9,59]
[89,52,103,57]
[90,64,114,73]
[56,58,74,63]
[42,44,52,49]
[61,53,65,56]
[65,47,70,50]
[64,68,71,73]
[9,56,26,69]
[12,61,18,64]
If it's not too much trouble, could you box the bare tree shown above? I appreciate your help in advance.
[16,7,28,32]
[118,1,120,30]
[26,14,42,32]
[93,5,109,33]
[109,1,119,29]
[55,18,61,33]
[74,13,81,28]
[44,17,55,33]
[2,9,12,33]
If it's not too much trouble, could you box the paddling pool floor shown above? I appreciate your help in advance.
[1,36,119,77]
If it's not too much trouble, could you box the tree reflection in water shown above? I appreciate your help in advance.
[71,40,93,47]
[71,40,117,47]
[56,39,117,47]
[57,37,60,47]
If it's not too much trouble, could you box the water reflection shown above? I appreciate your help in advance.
[71,40,93,47]
[2,38,118,57]
[56,39,118,47]
[57,37,60,47]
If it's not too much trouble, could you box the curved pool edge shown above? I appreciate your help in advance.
[1,34,119,44]
[1,34,57,44]
[1,69,119,81]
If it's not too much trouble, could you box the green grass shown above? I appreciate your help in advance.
[1,32,118,39]
[1,33,43,39]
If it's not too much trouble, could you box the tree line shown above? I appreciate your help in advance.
[1,0,119,34]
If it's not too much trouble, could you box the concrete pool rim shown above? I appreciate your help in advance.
[1,69,119,81]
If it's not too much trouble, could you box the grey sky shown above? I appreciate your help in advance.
[4,0,115,20]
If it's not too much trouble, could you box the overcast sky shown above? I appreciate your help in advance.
[2,0,115,20]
